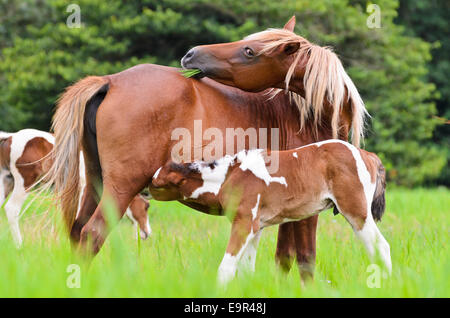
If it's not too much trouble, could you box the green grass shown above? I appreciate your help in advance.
[0,187,448,297]
[179,68,202,78]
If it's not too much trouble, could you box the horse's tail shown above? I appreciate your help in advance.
[371,158,386,222]
[43,76,109,232]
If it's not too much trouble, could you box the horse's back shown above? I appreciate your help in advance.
[105,63,271,110]
[107,64,195,101]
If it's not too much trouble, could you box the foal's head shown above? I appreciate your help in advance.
[128,195,151,239]
[152,161,204,197]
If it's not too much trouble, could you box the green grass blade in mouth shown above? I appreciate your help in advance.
[179,68,202,78]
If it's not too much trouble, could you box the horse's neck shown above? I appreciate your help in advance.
[221,89,294,127]
[231,92,333,148]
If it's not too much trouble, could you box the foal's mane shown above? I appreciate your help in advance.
[246,29,368,146]
[170,161,199,175]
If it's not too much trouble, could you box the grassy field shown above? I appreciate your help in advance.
[0,187,448,297]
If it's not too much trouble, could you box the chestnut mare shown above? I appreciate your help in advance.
[43,17,367,280]
[152,140,390,284]
[0,129,151,247]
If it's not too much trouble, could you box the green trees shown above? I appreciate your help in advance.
[0,0,446,186]
[396,0,449,185]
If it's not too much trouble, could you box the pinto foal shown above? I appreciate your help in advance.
[0,129,151,247]
[153,139,391,284]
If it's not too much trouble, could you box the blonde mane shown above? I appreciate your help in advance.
[246,29,368,146]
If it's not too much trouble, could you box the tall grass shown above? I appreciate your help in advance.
[0,187,448,297]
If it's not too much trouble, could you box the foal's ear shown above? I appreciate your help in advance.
[283,16,296,32]
[167,171,185,186]
[281,42,300,56]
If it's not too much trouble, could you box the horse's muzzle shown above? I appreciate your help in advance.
[181,48,207,78]
[181,48,195,67]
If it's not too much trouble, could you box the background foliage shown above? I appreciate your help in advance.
[395,0,449,185]
[0,0,447,186]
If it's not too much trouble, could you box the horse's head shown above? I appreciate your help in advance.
[182,15,367,146]
[181,16,307,92]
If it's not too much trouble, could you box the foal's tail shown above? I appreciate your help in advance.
[371,158,386,222]
[42,76,109,232]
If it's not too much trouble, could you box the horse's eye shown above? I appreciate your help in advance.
[244,47,255,57]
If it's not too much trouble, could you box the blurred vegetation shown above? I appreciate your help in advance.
[396,0,449,185]
[0,0,447,186]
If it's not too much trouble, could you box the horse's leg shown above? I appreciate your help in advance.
[71,146,103,244]
[79,176,145,255]
[275,222,296,272]
[218,207,260,285]
[71,183,98,243]
[293,216,319,282]
[4,172,27,247]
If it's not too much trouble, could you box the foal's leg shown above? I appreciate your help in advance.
[354,214,392,273]
[335,195,391,273]
[218,208,260,285]
[237,230,262,274]
[4,173,27,247]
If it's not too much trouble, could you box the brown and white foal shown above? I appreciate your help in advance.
[0,129,151,247]
[153,139,391,284]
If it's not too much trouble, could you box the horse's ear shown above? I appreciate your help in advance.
[281,42,300,56]
[283,16,296,32]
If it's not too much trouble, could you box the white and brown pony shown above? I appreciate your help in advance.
[153,140,390,284]
[0,129,151,247]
